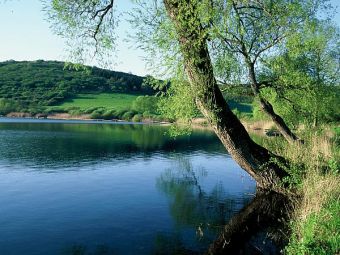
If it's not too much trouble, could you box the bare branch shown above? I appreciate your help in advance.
[92,0,114,41]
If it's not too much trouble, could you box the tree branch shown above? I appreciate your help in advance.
[92,0,114,41]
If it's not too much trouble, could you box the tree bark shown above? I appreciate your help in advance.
[247,62,300,143]
[163,0,289,192]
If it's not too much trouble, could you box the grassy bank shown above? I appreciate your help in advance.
[50,93,138,111]
[1,91,169,122]
[259,126,339,254]
[42,93,166,122]
[286,177,339,255]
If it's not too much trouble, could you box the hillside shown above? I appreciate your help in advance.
[0,60,151,109]
[0,60,252,122]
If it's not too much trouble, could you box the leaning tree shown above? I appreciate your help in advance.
[42,0,333,192]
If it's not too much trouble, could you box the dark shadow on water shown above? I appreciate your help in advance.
[60,244,117,255]
[47,167,293,255]
[154,156,293,255]
[154,157,254,254]
[206,191,294,255]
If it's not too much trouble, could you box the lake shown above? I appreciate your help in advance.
[0,118,256,255]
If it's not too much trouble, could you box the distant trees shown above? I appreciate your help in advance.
[0,60,154,109]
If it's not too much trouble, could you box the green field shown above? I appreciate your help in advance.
[51,93,138,111]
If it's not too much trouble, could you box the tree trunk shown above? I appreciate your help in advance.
[247,62,300,143]
[163,0,289,192]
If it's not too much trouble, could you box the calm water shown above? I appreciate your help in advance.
[0,118,256,255]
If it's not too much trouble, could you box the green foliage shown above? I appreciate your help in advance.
[128,0,339,129]
[327,159,339,175]
[286,197,340,255]
[158,78,199,123]
[128,0,181,77]
[102,109,117,120]
[0,60,151,112]
[0,98,21,115]
[142,111,152,118]
[261,21,340,126]
[282,163,305,189]
[132,95,159,114]
[90,109,105,119]
[42,0,118,67]
[142,75,169,95]
[251,99,270,121]
[132,114,142,122]
[122,111,136,121]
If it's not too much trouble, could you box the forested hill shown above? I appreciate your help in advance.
[0,60,150,107]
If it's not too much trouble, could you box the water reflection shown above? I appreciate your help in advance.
[158,158,252,227]
[155,156,291,255]
[0,119,257,255]
[155,157,254,254]
[207,191,293,255]
[0,121,224,169]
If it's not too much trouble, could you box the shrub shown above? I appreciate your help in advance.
[132,114,143,122]
[0,98,21,115]
[132,95,159,114]
[27,106,44,115]
[122,111,136,120]
[102,109,117,120]
[83,107,100,114]
[252,102,269,120]
[90,109,105,119]
[143,111,152,118]
[115,109,129,119]
[69,108,83,116]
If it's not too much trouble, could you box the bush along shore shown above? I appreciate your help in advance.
[3,111,169,124]
[1,94,173,123]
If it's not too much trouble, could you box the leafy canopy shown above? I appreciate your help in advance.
[45,0,339,126]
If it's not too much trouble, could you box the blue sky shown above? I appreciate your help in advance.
[0,0,148,75]
[0,0,339,76]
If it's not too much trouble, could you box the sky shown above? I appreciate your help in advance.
[0,0,339,76]
[0,0,149,75]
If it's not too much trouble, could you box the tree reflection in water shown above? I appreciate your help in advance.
[157,157,250,228]
[155,157,253,254]
[55,157,291,255]
[156,157,292,255]
[207,191,293,255]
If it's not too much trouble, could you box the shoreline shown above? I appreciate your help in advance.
[2,112,276,136]
[1,112,171,125]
